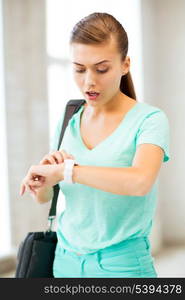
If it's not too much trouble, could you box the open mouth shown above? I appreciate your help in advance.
[86,92,100,100]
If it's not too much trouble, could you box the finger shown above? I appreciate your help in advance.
[60,149,72,160]
[20,174,42,195]
[39,155,56,165]
[24,185,31,194]
[39,158,52,165]
[53,151,64,164]
[60,149,68,160]
[28,185,37,196]
[28,178,44,188]
[20,183,26,196]
[27,184,34,193]
[25,183,31,193]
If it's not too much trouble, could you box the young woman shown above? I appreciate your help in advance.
[20,12,170,278]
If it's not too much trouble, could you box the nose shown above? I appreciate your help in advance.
[84,70,96,87]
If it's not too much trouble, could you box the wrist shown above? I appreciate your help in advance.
[72,164,80,183]
[56,163,65,182]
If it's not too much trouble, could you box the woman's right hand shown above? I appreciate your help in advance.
[39,149,75,165]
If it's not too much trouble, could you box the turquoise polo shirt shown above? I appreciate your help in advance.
[51,101,170,254]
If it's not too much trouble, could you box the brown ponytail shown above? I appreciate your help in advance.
[120,72,136,100]
[70,12,136,100]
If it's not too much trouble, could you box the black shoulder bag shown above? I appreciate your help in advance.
[15,99,86,278]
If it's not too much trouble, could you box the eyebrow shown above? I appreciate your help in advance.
[72,60,110,66]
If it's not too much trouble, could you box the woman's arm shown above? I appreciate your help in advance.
[72,144,164,196]
[72,165,144,196]
[20,144,164,197]
[21,163,143,197]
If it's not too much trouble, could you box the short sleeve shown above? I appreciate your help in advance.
[136,110,170,162]
[49,110,65,151]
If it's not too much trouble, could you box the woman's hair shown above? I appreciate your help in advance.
[70,12,136,100]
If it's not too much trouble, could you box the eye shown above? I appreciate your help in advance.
[74,68,109,74]
[75,69,85,73]
[97,69,109,73]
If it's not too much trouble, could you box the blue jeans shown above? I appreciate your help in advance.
[53,236,157,278]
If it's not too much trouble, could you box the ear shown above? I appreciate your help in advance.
[122,56,130,75]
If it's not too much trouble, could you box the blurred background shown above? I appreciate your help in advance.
[0,0,185,278]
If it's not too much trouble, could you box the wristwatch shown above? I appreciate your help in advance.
[63,159,78,184]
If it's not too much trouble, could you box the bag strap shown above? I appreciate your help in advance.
[47,99,86,231]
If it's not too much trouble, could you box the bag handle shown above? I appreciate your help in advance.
[47,99,86,231]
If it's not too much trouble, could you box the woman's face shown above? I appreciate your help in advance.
[70,38,130,107]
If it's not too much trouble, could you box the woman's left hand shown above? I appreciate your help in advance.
[20,163,64,196]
